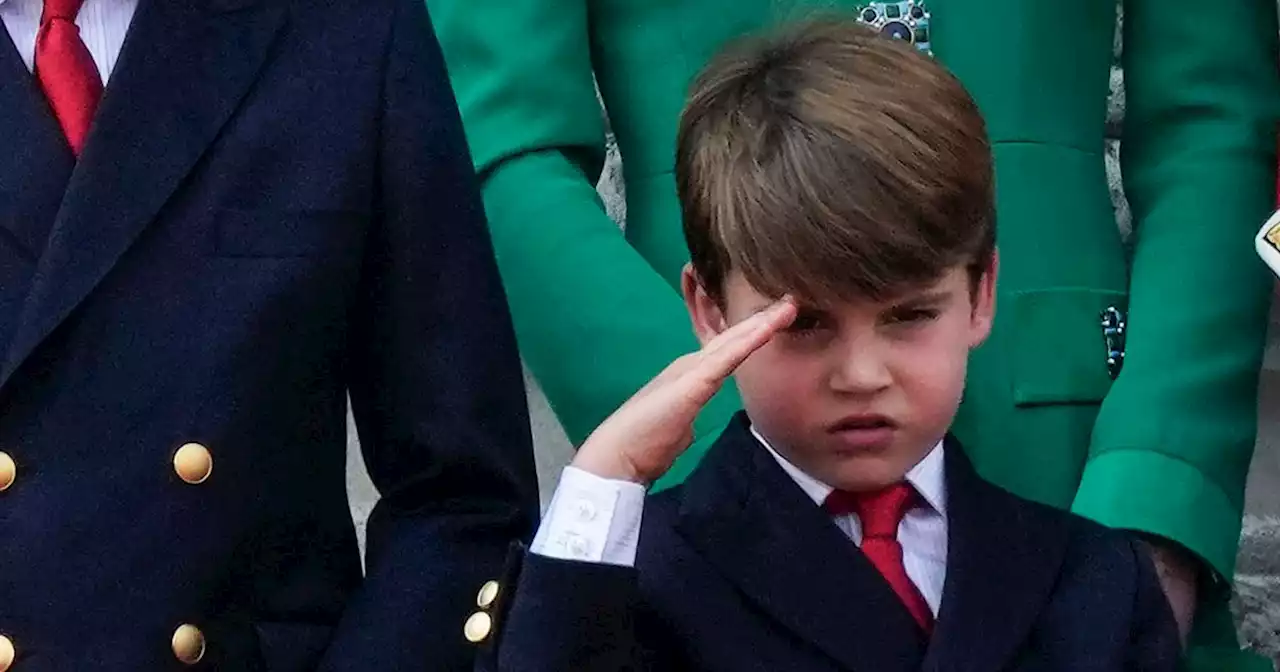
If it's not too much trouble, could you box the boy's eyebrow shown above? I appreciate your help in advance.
[892,289,952,306]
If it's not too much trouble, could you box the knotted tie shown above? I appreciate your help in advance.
[35,0,103,156]
[825,483,934,633]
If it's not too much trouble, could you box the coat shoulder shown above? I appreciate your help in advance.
[1036,498,1149,593]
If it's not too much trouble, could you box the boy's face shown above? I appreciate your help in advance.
[683,258,997,492]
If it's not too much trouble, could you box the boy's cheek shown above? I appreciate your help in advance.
[737,357,822,429]
[739,349,815,395]
[734,360,782,407]
[901,355,969,428]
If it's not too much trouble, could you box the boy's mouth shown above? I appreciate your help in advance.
[827,414,897,450]
[829,414,896,431]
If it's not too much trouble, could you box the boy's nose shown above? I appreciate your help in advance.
[828,343,893,394]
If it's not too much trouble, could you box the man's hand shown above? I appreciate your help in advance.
[571,298,797,485]
[1139,537,1199,645]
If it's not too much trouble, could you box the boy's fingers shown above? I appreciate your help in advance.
[700,297,796,358]
[710,298,795,358]
[693,299,796,385]
[595,301,792,460]
[640,299,795,413]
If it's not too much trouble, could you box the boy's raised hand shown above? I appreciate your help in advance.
[571,298,797,485]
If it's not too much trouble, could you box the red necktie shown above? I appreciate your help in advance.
[35,0,103,156]
[825,484,935,633]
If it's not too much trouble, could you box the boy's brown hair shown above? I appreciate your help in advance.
[676,18,995,305]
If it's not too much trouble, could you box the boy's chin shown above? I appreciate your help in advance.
[820,454,919,493]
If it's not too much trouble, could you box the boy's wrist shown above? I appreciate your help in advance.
[570,448,650,485]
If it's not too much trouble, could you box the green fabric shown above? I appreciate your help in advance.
[429,0,1280,665]
[1075,450,1248,591]
[1081,0,1280,581]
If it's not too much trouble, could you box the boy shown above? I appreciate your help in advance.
[467,20,1178,671]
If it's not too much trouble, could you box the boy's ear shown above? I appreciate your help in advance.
[681,264,727,347]
[968,249,998,348]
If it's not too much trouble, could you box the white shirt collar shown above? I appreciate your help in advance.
[751,424,947,516]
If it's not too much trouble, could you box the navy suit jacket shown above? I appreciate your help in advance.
[0,0,538,669]
[476,415,1179,672]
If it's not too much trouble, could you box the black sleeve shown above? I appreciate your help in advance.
[320,0,540,669]
[475,549,679,672]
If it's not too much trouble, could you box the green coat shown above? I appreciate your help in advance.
[430,0,1278,666]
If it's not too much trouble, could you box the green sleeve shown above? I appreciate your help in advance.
[425,0,740,475]
[1073,0,1280,580]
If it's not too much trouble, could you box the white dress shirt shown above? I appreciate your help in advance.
[532,427,950,616]
[0,0,138,83]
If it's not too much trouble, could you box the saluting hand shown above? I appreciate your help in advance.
[571,298,797,485]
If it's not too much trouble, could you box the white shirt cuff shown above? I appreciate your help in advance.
[530,466,647,566]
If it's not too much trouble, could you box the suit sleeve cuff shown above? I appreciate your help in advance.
[530,466,646,566]
[1071,449,1242,581]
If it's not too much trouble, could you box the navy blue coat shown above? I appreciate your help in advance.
[476,415,1179,671]
[0,0,539,669]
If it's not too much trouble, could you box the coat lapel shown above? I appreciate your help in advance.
[0,0,287,390]
[921,440,1070,672]
[0,25,75,261]
[675,415,926,672]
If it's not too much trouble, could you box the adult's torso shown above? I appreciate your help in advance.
[0,1,403,668]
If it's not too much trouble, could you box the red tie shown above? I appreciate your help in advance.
[825,484,934,633]
[35,0,103,156]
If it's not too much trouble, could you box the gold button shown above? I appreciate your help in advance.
[0,452,14,492]
[173,443,213,485]
[171,624,206,665]
[476,580,500,609]
[463,611,492,643]
[0,635,14,671]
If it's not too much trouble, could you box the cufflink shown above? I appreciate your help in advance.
[856,1,932,55]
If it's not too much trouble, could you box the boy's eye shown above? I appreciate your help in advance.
[786,311,827,334]
[885,307,941,325]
